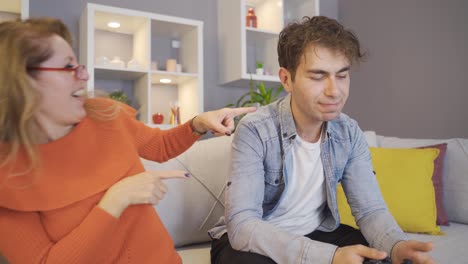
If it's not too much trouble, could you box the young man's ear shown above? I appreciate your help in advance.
[279,67,292,93]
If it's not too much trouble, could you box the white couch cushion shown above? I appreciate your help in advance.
[363,130,378,147]
[177,244,211,264]
[407,222,468,263]
[376,136,468,224]
[142,136,233,247]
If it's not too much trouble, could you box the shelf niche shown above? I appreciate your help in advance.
[217,0,319,88]
[80,3,203,127]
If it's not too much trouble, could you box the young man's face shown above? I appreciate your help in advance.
[280,44,350,127]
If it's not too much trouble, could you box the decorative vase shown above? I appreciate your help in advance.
[169,101,180,125]
[127,58,141,69]
[256,68,264,75]
[246,7,257,28]
[166,59,177,72]
[110,56,125,68]
[151,61,158,71]
[95,56,109,66]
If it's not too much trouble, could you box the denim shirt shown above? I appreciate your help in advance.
[209,95,407,264]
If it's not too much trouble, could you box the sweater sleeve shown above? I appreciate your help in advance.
[0,206,119,264]
[119,105,201,162]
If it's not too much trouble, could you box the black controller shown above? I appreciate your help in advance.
[363,257,412,264]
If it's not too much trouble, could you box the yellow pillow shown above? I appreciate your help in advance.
[337,147,442,235]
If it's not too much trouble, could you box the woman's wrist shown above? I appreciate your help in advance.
[189,116,207,135]
[98,191,126,218]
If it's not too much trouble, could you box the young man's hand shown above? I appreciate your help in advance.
[332,245,387,264]
[391,240,435,264]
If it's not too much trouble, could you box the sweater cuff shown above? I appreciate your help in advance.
[93,206,121,221]
[302,240,338,264]
[181,121,203,140]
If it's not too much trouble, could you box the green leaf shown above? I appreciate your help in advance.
[265,88,273,103]
[257,82,266,95]
[235,92,251,107]
[241,101,253,107]
[251,92,264,102]
[226,82,285,130]
[273,85,284,99]
[109,90,130,105]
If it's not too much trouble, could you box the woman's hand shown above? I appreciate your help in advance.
[98,170,189,218]
[191,107,257,136]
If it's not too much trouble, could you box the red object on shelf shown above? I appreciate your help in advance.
[152,113,164,124]
[246,7,257,28]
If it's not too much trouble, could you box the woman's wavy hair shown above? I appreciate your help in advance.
[277,16,365,81]
[0,18,121,181]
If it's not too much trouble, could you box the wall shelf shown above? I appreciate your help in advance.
[80,3,203,125]
[150,71,198,85]
[217,0,319,88]
[95,66,147,80]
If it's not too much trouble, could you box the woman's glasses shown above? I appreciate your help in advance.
[28,65,88,80]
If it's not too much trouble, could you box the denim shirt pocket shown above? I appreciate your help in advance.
[263,169,285,211]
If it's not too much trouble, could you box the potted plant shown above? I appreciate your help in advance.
[227,80,284,129]
[109,90,131,105]
[255,61,264,75]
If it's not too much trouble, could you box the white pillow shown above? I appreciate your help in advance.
[363,130,378,147]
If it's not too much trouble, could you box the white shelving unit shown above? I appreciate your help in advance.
[0,0,28,20]
[217,0,319,88]
[79,3,203,126]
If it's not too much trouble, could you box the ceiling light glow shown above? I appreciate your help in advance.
[107,22,121,28]
[160,78,172,83]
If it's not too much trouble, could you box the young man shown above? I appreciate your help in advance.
[209,16,435,264]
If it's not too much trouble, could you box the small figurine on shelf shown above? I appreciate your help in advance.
[166,59,177,72]
[95,56,109,66]
[151,61,158,71]
[246,7,257,28]
[110,56,125,68]
[127,58,141,70]
[169,101,180,125]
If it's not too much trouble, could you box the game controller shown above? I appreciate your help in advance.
[363,257,412,264]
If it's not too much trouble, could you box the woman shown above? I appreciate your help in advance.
[0,18,254,263]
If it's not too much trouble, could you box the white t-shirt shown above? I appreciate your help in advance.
[264,135,327,235]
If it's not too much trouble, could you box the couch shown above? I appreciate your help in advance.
[1,133,464,264]
[147,132,468,264]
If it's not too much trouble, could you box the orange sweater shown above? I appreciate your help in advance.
[0,98,200,264]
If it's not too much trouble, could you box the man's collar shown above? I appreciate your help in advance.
[279,94,297,140]
[279,94,331,141]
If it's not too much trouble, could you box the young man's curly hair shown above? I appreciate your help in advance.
[277,16,365,81]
